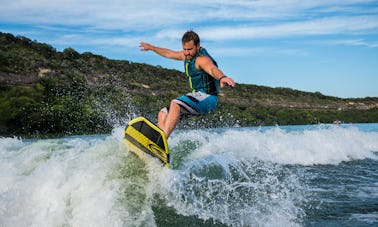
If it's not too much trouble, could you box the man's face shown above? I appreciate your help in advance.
[182,40,200,60]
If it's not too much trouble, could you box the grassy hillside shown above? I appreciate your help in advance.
[1,32,377,136]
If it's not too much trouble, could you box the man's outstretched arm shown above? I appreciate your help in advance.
[139,42,185,61]
[196,56,236,88]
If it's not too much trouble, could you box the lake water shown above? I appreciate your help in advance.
[1,123,378,226]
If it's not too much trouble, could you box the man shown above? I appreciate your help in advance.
[139,30,235,138]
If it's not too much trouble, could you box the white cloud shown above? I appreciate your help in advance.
[196,15,378,41]
[329,39,378,48]
[211,46,309,57]
[1,0,377,48]
[1,0,376,29]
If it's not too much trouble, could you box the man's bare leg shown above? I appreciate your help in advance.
[158,108,168,130]
[158,101,180,138]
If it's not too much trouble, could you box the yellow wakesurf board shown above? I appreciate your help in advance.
[124,117,170,167]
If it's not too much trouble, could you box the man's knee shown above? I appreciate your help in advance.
[169,101,180,112]
[160,107,168,115]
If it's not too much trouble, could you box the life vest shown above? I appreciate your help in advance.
[184,47,220,95]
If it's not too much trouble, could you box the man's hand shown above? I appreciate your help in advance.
[220,77,236,88]
[139,42,153,51]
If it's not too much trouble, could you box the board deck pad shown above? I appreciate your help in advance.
[124,117,170,167]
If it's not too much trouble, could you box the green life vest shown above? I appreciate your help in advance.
[184,47,220,95]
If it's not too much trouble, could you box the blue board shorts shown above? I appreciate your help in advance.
[162,91,218,116]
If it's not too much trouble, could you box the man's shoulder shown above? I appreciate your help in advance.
[199,47,209,55]
[195,55,212,64]
[196,48,217,66]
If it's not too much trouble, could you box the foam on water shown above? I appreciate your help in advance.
[1,124,377,226]
[170,124,378,166]
[151,124,378,225]
[150,158,305,226]
[0,134,133,226]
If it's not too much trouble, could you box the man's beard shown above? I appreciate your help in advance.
[185,54,194,60]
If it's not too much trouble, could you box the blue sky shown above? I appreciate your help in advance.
[1,0,377,98]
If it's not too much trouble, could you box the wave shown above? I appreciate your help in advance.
[170,124,378,166]
[149,124,377,226]
[1,124,377,226]
[0,134,134,226]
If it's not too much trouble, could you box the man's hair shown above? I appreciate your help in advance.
[182,30,200,46]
